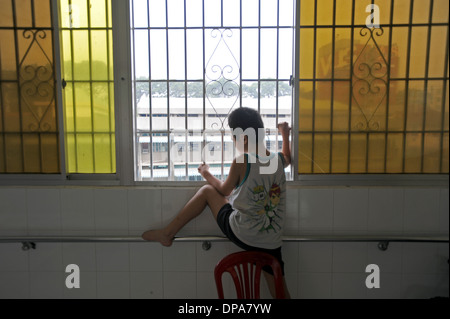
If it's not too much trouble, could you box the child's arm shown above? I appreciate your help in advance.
[278,122,292,168]
[198,158,244,196]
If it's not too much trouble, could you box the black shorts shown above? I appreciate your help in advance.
[216,203,285,276]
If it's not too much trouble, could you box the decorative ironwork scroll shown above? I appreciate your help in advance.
[19,29,56,133]
[352,27,389,131]
[205,28,241,130]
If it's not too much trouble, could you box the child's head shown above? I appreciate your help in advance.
[228,107,265,149]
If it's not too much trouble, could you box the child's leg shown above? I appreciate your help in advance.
[142,185,228,246]
[263,272,291,299]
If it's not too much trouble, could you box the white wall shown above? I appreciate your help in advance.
[0,186,448,299]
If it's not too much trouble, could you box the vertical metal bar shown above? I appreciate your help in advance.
[86,0,96,173]
[292,0,300,180]
[402,0,415,173]
[184,0,188,179]
[202,0,206,163]
[31,0,36,28]
[276,0,280,148]
[347,0,355,173]
[365,0,375,173]
[439,14,449,173]
[257,0,261,113]
[221,130,224,179]
[420,0,434,173]
[68,0,78,173]
[239,0,242,108]
[51,0,65,176]
[311,0,317,173]
[384,0,395,173]
[105,0,113,173]
[165,0,171,178]
[0,43,6,172]
[11,0,26,172]
[131,0,138,180]
[146,0,153,179]
[329,0,336,173]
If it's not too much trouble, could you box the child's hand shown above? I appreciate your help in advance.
[278,122,291,137]
[198,163,210,177]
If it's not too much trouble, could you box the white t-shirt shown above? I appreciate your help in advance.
[228,152,286,250]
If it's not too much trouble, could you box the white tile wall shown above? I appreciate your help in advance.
[0,186,448,299]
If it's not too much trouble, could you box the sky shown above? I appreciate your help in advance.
[131,0,295,82]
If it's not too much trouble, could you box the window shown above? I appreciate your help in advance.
[297,0,449,174]
[0,0,60,173]
[59,0,116,173]
[131,0,295,181]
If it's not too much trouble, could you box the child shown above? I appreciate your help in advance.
[142,107,292,298]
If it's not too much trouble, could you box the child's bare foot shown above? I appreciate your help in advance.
[141,229,174,247]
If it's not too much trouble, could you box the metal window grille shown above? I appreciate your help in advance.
[297,0,449,174]
[131,0,295,181]
[0,0,60,173]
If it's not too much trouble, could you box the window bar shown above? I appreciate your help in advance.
[105,0,113,172]
[165,0,171,179]
[347,0,356,174]
[131,0,137,179]
[239,0,243,108]
[0,49,6,172]
[201,0,206,163]
[311,0,317,173]
[221,130,224,179]
[184,0,188,180]
[147,0,154,179]
[87,0,96,173]
[257,0,261,113]
[329,0,336,173]
[11,0,25,172]
[384,0,395,173]
[402,0,415,173]
[420,0,435,173]
[292,0,299,179]
[275,0,280,154]
[439,20,449,173]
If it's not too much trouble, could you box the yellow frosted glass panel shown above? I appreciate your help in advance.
[404,133,422,172]
[15,0,32,27]
[316,28,332,79]
[109,82,115,131]
[4,134,23,172]
[69,0,89,28]
[23,134,40,172]
[91,30,109,81]
[409,27,428,78]
[388,81,406,132]
[1,83,20,132]
[444,82,449,131]
[349,133,366,173]
[41,134,60,173]
[93,83,111,132]
[315,82,331,131]
[0,30,16,80]
[316,0,333,25]
[298,133,312,173]
[367,133,385,173]
[385,133,404,173]
[299,29,314,78]
[300,0,314,25]
[90,0,107,28]
[76,133,94,173]
[331,134,349,173]
[0,0,13,27]
[354,0,371,26]
[313,134,330,173]
[425,81,444,131]
[333,81,350,131]
[374,0,392,25]
[34,0,52,28]
[412,0,431,24]
[299,82,313,131]
[423,133,441,173]
[74,83,92,132]
[94,134,112,173]
[393,0,411,24]
[406,81,424,131]
[65,133,77,172]
[64,82,75,132]
[442,133,449,172]
[72,31,90,81]
[335,0,352,25]
[61,30,73,80]
[433,0,449,23]
[334,28,351,79]
[391,27,409,79]
[428,27,448,78]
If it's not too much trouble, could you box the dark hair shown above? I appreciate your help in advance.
[228,107,264,142]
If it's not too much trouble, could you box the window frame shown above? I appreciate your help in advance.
[0,0,448,187]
